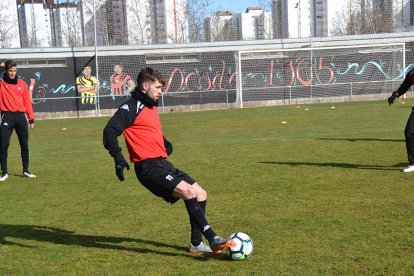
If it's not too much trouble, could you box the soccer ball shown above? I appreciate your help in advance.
[226,232,253,260]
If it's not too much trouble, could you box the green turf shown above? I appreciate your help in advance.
[0,99,413,274]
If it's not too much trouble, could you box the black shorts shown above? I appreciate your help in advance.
[134,158,196,204]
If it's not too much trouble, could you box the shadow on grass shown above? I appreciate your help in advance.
[260,161,405,171]
[0,224,224,260]
[316,138,404,142]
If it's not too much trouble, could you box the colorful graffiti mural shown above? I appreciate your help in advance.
[14,51,411,112]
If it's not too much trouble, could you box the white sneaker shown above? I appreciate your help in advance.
[187,241,213,253]
[23,171,36,178]
[0,173,8,181]
[403,165,414,173]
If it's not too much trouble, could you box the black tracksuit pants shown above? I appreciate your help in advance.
[405,108,414,165]
[0,112,30,174]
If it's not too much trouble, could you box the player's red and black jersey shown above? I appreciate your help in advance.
[103,89,171,162]
[0,78,35,122]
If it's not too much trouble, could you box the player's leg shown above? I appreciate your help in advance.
[171,181,210,252]
[185,183,211,253]
[403,109,414,172]
[173,181,234,253]
[134,159,234,252]
[14,113,34,177]
[0,113,15,180]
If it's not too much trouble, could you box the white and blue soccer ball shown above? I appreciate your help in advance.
[226,232,253,260]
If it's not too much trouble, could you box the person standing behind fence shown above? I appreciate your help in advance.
[388,67,414,172]
[76,66,98,104]
[110,64,135,96]
[0,60,36,181]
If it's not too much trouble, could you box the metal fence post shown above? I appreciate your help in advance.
[350,82,353,101]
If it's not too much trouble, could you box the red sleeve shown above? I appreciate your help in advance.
[22,83,34,122]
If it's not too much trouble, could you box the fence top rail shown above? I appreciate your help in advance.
[239,43,405,56]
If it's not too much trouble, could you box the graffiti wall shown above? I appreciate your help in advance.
[13,45,410,114]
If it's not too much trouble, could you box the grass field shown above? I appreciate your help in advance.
[0,99,413,275]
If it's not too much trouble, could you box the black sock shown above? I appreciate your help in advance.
[189,200,206,245]
[184,198,216,242]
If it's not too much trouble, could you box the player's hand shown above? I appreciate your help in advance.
[115,156,130,181]
[388,91,399,106]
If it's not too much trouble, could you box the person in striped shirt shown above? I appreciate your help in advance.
[110,64,135,96]
[76,66,98,104]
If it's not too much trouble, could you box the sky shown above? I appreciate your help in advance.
[209,0,264,14]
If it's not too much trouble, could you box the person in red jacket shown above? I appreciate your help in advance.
[103,68,234,254]
[0,60,36,181]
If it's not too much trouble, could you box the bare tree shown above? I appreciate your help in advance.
[0,2,15,48]
[60,6,84,46]
[25,20,42,48]
[258,0,271,12]
[206,10,235,42]
[330,0,396,36]
[164,0,189,43]
[362,0,394,34]
[330,10,350,36]
[127,0,152,44]
[82,0,111,46]
[185,0,211,42]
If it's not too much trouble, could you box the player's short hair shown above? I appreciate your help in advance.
[4,60,16,71]
[136,68,165,87]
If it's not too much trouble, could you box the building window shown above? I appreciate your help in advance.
[15,59,67,68]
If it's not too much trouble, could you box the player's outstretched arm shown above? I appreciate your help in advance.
[390,69,414,106]
[103,108,131,181]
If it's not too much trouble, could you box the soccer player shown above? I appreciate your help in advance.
[388,67,414,172]
[76,66,98,104]
[0,60,36,181]
[103,67,234,253]
[110,64,135,95]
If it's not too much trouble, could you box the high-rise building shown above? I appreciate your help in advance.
[272,0,311,39]
[272,0,367,38]
[256,10,273,40]
[400,0,414,30]
[150,0,188,44]
[18,0,53,47]
[310,0,328,37]
[17,0,82,47]
[204,11,235,41]
[272,0,288,38]
[49,1,83,47]
[240,7,271,41]
[204,8,272,42]
[106,0,128,45]
[126,0,189,45]
[82,0,128,46]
